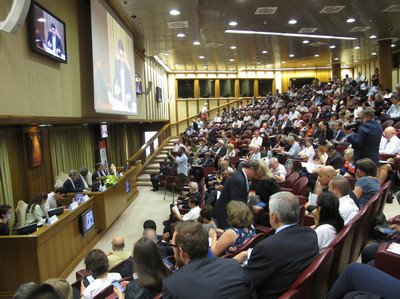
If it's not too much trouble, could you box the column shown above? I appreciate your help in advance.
[332,63,341,82]
[378,39,392,89]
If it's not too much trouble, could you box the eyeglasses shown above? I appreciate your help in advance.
[170,243,179,248]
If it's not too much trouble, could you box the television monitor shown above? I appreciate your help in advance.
[79,208,95,237]
[28,1,67,63]
[47,207,64,218]
[135,74,142,95]
[100,124,108,138]
[156,87,162,102]
[17,222,38,235]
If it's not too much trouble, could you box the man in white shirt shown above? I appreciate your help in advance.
[169,147,188,188]
[355,71,365,83]
[329,176,359,225]
[288,107,300,121]
[250,131,263,147]
[172,197,201,222]
[269,157,287,183]
[353,102,363,119]
[379,126,400,155]
[297,138,315,161]
[213,113,222,123]
[44,187,67,212]
[233,117,243,129]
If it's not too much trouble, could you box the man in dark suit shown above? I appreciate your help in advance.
[63,170,85,193]
[92,163,107,183]
[331,121,345,143]
[162,222,257,299]
[75,167,90,190]
[200,152,214,167]
[46,23,63,55]
[213,160,265,229]
[348,108,383,166]
[325,143,345,169]
[234,192,319,298]
[317,121,334,142]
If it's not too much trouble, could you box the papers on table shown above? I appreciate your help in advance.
[301,162,323,173]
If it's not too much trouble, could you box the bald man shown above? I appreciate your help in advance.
[107,236,131,269]
[305,166,337,212]
[379,126,400,155]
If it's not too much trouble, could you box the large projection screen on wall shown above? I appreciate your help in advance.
[90,0,137,115]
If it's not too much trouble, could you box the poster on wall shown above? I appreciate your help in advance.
[99,141,109,174]
[27,131,43,168]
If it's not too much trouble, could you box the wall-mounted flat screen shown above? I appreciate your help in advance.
[28,1,67,63]
[156,87,162,102]
[91,0,137,115]
[100,124,108,138]
[135,74,142,95]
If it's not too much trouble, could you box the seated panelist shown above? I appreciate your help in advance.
[63,170,86,193]
[92,163,107,182]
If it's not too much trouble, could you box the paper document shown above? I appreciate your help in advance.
[308,193,318,206]
[301,162,323,173]
[172,205,181,217]
[387,243,400,255]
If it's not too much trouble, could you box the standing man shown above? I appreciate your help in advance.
[169,147,188,189]
[347,108,383,166]
[213,160,264,229]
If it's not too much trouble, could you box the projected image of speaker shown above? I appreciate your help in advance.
[135,74,142,95]
[156,87,162,102]
[100,123,108,138]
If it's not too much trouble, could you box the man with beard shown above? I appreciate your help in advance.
[168,147,188,189]
[162,222,256,299]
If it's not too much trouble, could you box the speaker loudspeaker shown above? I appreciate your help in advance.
[0,0,31,35]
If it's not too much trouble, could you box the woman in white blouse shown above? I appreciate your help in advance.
[26,192,48,226]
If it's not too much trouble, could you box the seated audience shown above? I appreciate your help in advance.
[44,187,67,213]
[222,143,236,160]
[162,222,256,298]
[0,204,12,236]
[26,192,48,226]
[63,170,85,193]
[338,148,355,178]
[209,201,255,257]
[250,131,263,147]
[354,158,381,207]
[379,126,400,155]
[80,249,122,299]
[18,283,62,299]
[234,192,319,298]
[314,192,344,253]
[325,143,344,170]
[280,136,301,157]
[329,176,359,225]
[107,236,131,269]
[296,137,315,161]
[150,160,170,191]
[115,238,172,299]
[177,182,201,209]
[269,157,287,183]
[13,282,38,299]
[171,197,201,222]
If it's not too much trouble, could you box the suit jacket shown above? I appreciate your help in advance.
[347,120,383,166]
[163,257,256,299]
[63,178,84,193]
[47,32,63,53]
[113,60,133,103]
[201,158,214,167]
[326,151,344,169]
[75,174,89,190]
[243,224,319,299]
[213,170,248,229]
[216,145,227,157]
[92,171,105,183]
[332,130,345,142]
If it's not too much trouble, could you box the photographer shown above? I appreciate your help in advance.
[168,147,188,189]
[347,108,382,166]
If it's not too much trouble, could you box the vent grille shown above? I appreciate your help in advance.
[309,42,327,47]
[319,6,345,13]
[255,7,278,15]
[383,5,400,12]
[349,27,370,32]
[167,21,188,29]
[298,28,318,34]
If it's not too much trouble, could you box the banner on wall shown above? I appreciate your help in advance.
[99,141,109,174]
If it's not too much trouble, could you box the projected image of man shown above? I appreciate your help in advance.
[47,23,63,56]
[113,40,133,110]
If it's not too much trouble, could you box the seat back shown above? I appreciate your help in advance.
[292,177,309,197]
[109,259,128,273]
[289,247,334,299]
[278,289,299,299]
[348,206,371,263]
[375,243,400,280]
[16,200,28,227]
[378,180,391,214]
[201,167,216,178]
[381,119,394,129]
[224,232,268,258]
[285,167,292,179]
[282,172,299,189]
[93,276,133,299]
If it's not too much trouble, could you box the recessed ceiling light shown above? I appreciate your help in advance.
[369,35,377,39]
[174,63,179,66]
[198,55,205,59]
[267,64,272,67]
[314,54,320,57]
[289,54,295,57]
[229,67,233,70]
[193,41,200,45]
[229,58,235,62]
[251,67,256,69]
[334,57,339,60]
[329,45,336,49]
[346,18,355,23]
[256,61,261,64]
[177,33,186,37]
[164,52,170,56]
[229,21,237,26]
[230,45,237,49]
[354,59,358,62]
[281,61,286,63]
[169,9,180,15]
[288,19,297,25]
[203,65,208,68]
[391,44,396,48]
[262,50,268,54]
[354,46,360,49]
[371,52,377,55]
[302,63,306,66]
[303,40,309,44]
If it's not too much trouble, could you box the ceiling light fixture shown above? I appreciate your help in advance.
[371,52,377,55]
[193,41,200,45]
[174,63,179,66]
[288,19,297,24]
[334,57,339,60]
[354,46,360,49]
[169,9,180,15]
[303,40,309,44]
[314,54,320,57]
[225,30,357,40]
[229,21,238,26]
[354,59,358,62]
[256,61,261,64]
[153,55,172,72]
[302,63,306,66]
[289,54,295,57]
[203,65,208,68]
[281,61,286,63]
[177,33,186,37]
[262,50,268,54]
[391,44,396,48]
[229,58,235,62]
[329,45,336,49]
[230,45,237,49]
[369,35,377,39]
[346,18,355,23]
[164,52,170,55]
[198,55,205,59]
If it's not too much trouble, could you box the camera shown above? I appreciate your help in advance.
[344,119,362,130]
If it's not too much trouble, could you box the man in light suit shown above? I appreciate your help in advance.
[213,160,265,229]
[162,222,256,299]
[234,192,319,298]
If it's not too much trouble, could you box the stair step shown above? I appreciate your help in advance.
[137,181,152,186]
[137,174,151,181]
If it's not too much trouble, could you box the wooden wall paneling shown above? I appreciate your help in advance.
[254,79,259,97]
[215,80,220,98]
[234,79,240,97]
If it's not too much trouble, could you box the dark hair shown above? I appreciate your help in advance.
[188,175,196,182]
[143,219,157,231]
[356,158,377,177]
[189,196,200,206]
[20,283,60,299]
[84,249,109,278]
[50,23,55,29]
[0,204,11,219]
[317,192,344,233]
[94,163,102,171]
[243,160,260,171]
[54,187,67,196]
[27,192,48,212]
[133,238,172,291]
[200,205,213,221]
[174,222,209,260]
[327,143,336,152]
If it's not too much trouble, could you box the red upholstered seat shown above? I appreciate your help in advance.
[278,289,299,299]
[281,177,308,205]
[375,243,400,280]
[282,172,299,189]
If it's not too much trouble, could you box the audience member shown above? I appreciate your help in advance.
[171,196,201,222]
[26,192,48,226]
[379,126,400,155]
[338,148,355,178]
[168,147,188,189]
[162,222,257,298]
[200,205,217,233]
[13,282,38,299]
[210,201,255,256]
[0,204,12,236]
[269,157,287,183]
[354,158,381,207]
[280,136,301,157]
[44,278,73,299]
[325,143,344,169]
[150,160,170,191]
[234,192,319,298]
[19,283,61,299]
[107,236,131,269]
[297,137,315,161]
